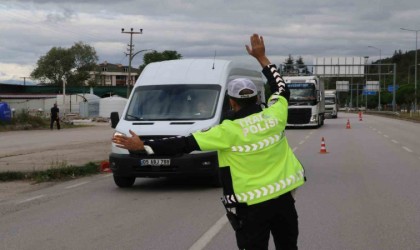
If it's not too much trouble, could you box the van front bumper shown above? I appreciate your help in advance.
[109,152,219,178]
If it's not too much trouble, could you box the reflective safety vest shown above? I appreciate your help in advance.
[193,96,305,205]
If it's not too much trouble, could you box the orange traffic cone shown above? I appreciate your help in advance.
[100,161,112,173]
[358,112,363,121]
[320,137,328,154]
[346,119,351,129]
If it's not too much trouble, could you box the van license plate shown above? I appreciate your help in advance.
[140,159,171,166]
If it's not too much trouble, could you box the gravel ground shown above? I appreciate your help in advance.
[0,122,114,200]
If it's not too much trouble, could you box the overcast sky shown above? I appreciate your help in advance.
[1,0,420,84]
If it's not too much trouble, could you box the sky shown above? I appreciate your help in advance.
[1,0,420,85]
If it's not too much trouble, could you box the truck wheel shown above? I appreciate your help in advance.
[316,115,321,128]
[113,175,136,188]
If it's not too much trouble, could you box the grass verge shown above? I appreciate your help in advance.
[0,110,86,132]
[0,162,102,183]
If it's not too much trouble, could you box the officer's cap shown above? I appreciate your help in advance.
[227,78,257,99]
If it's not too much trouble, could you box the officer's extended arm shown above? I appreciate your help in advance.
[112,130,200,155]
[246,34,289,101]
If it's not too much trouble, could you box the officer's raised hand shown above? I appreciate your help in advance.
[245,33,271,68]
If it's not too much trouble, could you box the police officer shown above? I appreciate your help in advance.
[112,33,305,250]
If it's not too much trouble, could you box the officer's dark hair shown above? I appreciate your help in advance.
[229,89,258,108]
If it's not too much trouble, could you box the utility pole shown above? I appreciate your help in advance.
[368,46,382,111]
[393,64,397,112]
[400,28,419,112]
[364,56,369,109]
[20,77,30,86]
[121,28,143,98]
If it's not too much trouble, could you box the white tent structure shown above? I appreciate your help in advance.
[99,96,127,118]
[78,94,101,118]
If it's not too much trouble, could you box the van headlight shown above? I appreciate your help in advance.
[113,131,126,137]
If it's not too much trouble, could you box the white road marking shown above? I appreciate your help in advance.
[17,195,45,204]
[299,141,304,145]
[101,173,113,178]
[384,135,389,138]
[188,215,228,250]
[305,135,310,139]
[293,147,298,152]
[402,146,413,153]
[65,181,89,189]
[377,131,382,134]
[391,140,399,144]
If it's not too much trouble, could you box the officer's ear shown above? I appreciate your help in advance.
[229,98,240,112]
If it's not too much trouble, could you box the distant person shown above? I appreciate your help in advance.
[50,103,60,130]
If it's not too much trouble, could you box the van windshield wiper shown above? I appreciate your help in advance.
[126,114,142,120]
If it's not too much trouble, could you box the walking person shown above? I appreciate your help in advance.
[50,103,60,130]
[112,33,305,250]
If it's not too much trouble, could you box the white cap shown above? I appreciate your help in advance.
[227,78,258,99]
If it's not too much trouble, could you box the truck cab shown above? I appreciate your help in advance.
[324,90,338,118]
[283,75,325,128]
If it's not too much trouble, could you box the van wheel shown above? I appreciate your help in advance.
[113,175,136,188]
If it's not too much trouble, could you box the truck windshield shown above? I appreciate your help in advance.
[125,84,221,121]
[288,83,316,102]
[325,97,336,104]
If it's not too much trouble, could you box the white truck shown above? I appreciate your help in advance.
[283,75,325,128]
[109,59,265,188]
[324,90,338,118]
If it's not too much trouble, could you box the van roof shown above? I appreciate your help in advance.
[135,59,262,86]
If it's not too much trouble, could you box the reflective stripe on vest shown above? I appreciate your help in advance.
[235,169,304,203]
[231,130,285,152]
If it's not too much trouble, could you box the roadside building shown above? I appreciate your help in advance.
[0,61,136,117]
[86,61,140,86]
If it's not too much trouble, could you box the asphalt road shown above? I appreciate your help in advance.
[0,113,419,249]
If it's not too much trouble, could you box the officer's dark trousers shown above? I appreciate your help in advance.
[50,117,60,130]
[235,192,298,250]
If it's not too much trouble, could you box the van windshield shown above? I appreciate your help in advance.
[125,84,221,121]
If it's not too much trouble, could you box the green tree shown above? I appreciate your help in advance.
[396,84,416,112]
[282,54,294,74]
[296,56,309,75]
[139,50,182,72]
[67,42,98,86]
[31,42,98,86]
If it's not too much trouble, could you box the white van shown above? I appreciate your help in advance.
[109,59,265,188]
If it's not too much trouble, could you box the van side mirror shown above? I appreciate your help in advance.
[110,112,120,128]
